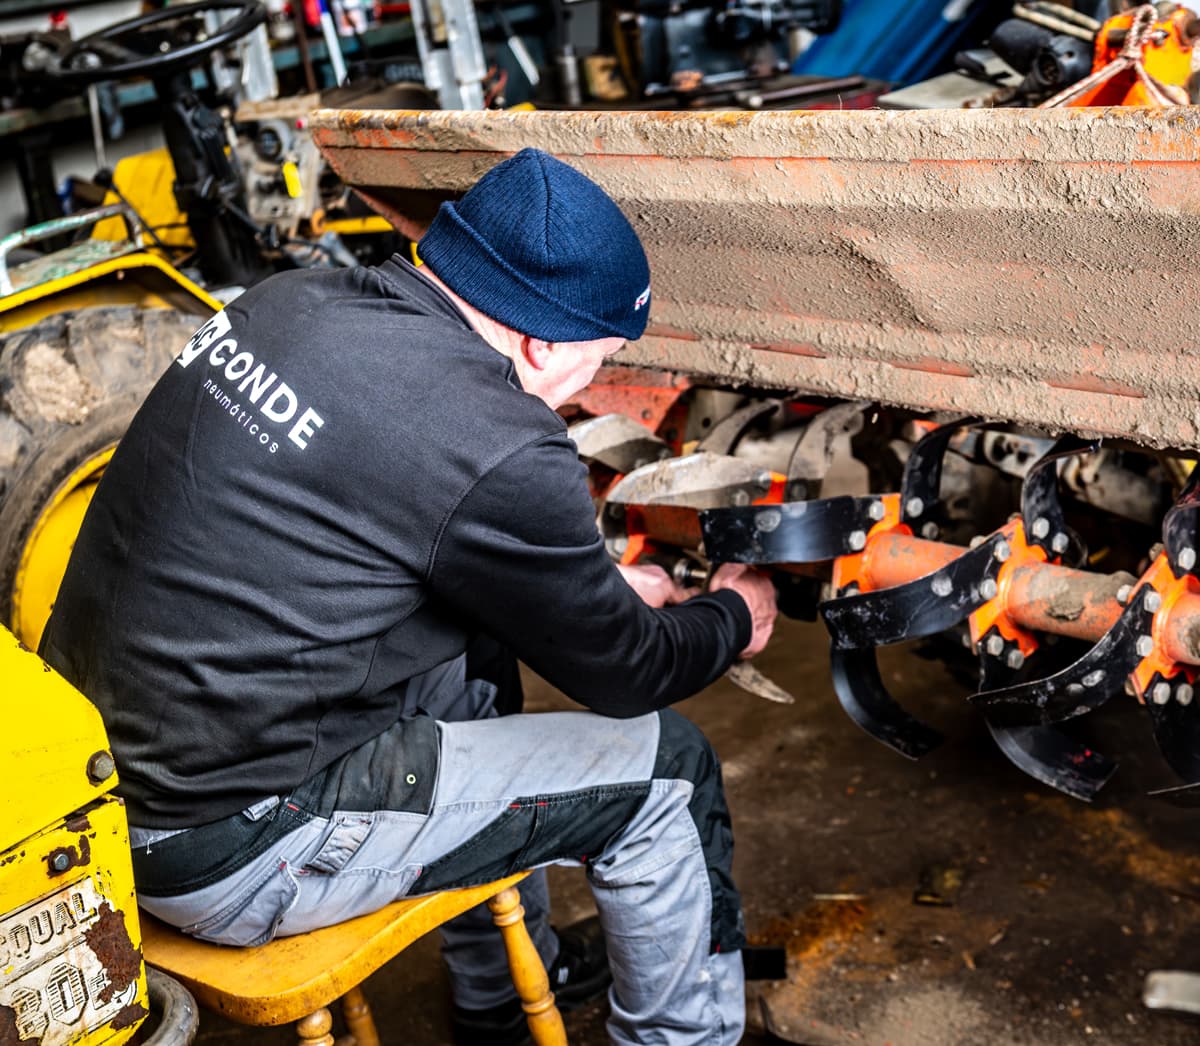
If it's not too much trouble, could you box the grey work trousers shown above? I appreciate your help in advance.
[133,658,746,1044]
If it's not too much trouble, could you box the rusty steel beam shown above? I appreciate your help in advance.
[309,106,1200,450]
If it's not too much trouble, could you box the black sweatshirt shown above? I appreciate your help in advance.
[41,258,751,828]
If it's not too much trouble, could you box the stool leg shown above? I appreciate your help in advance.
[487,886,568,1046]
[296,1008,335,1046]
[341,986,381,1046]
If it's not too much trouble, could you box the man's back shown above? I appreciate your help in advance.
[42,258,560,827]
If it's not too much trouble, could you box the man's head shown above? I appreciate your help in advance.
[418,148,651,407]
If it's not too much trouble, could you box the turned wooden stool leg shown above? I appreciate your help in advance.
[297,1008,335,1046]
[487,886,568,1046]
[340,986,381,1046]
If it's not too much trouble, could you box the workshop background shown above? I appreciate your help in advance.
[7,0,1200,1044]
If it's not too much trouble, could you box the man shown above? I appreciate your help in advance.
[42,148,777,1044]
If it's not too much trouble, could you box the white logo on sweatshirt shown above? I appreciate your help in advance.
[176,310,325,453]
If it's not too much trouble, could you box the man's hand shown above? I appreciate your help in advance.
[618,563,698,608]
[709,563,778,659]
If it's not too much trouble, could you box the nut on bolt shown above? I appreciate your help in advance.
[848,530,867,552]
[986,634,1005,657]
[1179,547,1197,572]
[979,578,998,601]
[1031,516,1050,540]
[905,496,924,518]
[1116,584,1132,606]
[1136,635,1155,658]
[1006,648,1025,670]
[1152,681,1172,705]
[87,750,116,784]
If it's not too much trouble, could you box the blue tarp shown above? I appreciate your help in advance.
[792,0,1007,87]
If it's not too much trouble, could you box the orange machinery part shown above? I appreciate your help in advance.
[857,533,1200,671]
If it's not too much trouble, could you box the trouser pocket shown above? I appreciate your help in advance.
[183,860,300,947]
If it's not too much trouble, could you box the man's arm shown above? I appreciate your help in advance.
[427,433,756,716]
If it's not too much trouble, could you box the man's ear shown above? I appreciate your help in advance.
[519,336,555,372]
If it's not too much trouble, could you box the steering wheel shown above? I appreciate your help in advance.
[37,0,266,85]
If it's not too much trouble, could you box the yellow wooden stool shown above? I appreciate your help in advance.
[140,872,567,1046]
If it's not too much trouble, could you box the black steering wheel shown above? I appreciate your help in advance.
[37,0,266,85]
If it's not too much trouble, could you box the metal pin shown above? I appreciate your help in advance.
[1136,635,1155,658]
[1177,683,1195,707]
[1153,682,1172,705]
[986,634,1005,657]
[1144,590,1163,613]
[1051,532,1069,555]
[932,574,952,597]
[1180,547,1198,572]
[868,500,886,521]
[906,496,924,518]
[994,540,1011,563]
[1006,648,1025,670]
[1031,517,1050,539]
[979,578,998,600]
[848,530,866,552]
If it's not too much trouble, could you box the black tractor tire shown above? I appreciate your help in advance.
[0,306,204,636]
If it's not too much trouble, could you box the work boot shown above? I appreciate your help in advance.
[450,916,610,1046]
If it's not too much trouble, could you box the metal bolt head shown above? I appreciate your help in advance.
[931,574,953,597]
[993,540,1011,563]
[1031,517,1050,540]
[1179,547,1197,572]
[755,470,774,491]
[905,496,924,518]
[986,634,1005,657]
[756,509,782,533]
[921,522,939,540]
[969,535,985,549]
[868,500,886,522]
[979,578,998,601]
[848,530,867,552]
[1144,590,1163,613]
[1050,532,1069,555]
[1152,681,1172,705]
[730,489,751,507]
[51,853,70,873]
[1115,584,1132,606]
[1177,683,1195,707]
[1136,635,1155,658]
[1006,648,1025,670]
[86,750,115,785]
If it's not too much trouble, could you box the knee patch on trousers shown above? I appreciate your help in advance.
[653,709,745,954]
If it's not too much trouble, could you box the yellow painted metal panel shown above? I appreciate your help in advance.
[91,150,194,252]
[0,798,146,1046]
[0,628,114,854]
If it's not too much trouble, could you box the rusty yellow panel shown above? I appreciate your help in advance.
[0,628,115,856]
[90,149,194,252]
[0,797,146,1046]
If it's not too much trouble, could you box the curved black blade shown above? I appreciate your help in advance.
[899,417,979,532]
[821,533,1006,650]
[986,723,1116,801]
[971,587,1157,726]
[829,644,943,759]
[1021,435,1098,559]
[1163,465,1200,578]
[696,399,781,456]
[1144,673,1200,785]
[978,649,1116,802]
[701,496,887,565]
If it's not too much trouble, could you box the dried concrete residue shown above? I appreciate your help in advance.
[859,987,1018,1046]
[17,344,96,425]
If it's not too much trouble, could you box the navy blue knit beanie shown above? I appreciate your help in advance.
[418,148,651,342]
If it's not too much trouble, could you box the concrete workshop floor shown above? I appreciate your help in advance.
[190,620,1200,1046]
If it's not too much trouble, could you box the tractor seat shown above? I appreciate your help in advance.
[139,872,566,1045]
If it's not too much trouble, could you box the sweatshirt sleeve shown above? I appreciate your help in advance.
[427,432,752,717]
